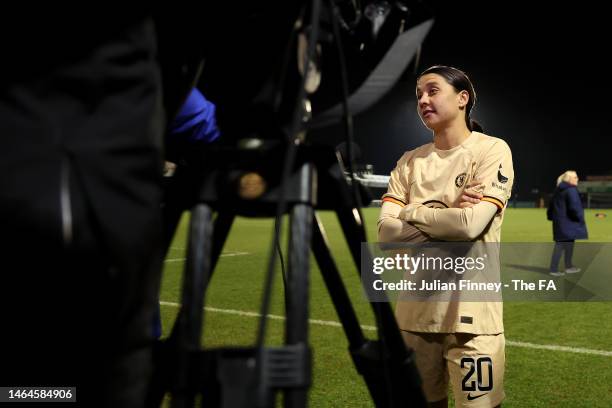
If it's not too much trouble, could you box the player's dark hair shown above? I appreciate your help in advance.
[418,65,483,132]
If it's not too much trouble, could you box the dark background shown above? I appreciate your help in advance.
[313,1,611,198]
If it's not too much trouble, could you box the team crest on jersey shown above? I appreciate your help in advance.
[455,172,467,188]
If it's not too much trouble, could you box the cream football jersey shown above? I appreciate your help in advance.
[382,131,514,334]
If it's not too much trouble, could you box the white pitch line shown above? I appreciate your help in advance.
[220,251,250,257]
[504,340,612,357]
[164,252,250,263]
[158,302,612,357]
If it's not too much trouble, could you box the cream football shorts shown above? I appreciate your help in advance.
[401,331,505,408]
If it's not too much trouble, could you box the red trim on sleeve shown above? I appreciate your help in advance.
[382,196,406,207]
[482,196,505,212]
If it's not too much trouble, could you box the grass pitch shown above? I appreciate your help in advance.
[160,208,612,407]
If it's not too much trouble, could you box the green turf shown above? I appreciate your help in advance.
[160,208,612,407]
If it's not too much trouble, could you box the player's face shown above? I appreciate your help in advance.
[416,73,468,131]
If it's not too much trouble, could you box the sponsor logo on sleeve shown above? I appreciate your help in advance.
[497,164,508,184]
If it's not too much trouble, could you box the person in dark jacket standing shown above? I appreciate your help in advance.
[547,170,588,276]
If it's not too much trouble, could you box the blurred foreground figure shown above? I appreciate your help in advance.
[0,11,165,407]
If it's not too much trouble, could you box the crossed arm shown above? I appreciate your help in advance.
[377,184,498,242]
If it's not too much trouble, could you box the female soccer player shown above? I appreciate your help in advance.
[378,65,514,408]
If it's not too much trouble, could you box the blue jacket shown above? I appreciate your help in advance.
[169,88,220,142]
[547,182,588,241]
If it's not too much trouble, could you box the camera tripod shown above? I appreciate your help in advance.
[147,141,426,407]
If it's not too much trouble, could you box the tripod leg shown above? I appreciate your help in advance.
[334,205,427,407]
[284,203,313,408]
[161,166,196,252]
[311,213,366,347]
[147,210,234,408]
[210,212,235,273]
[334,207,406,350]
[171,203,214,408]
